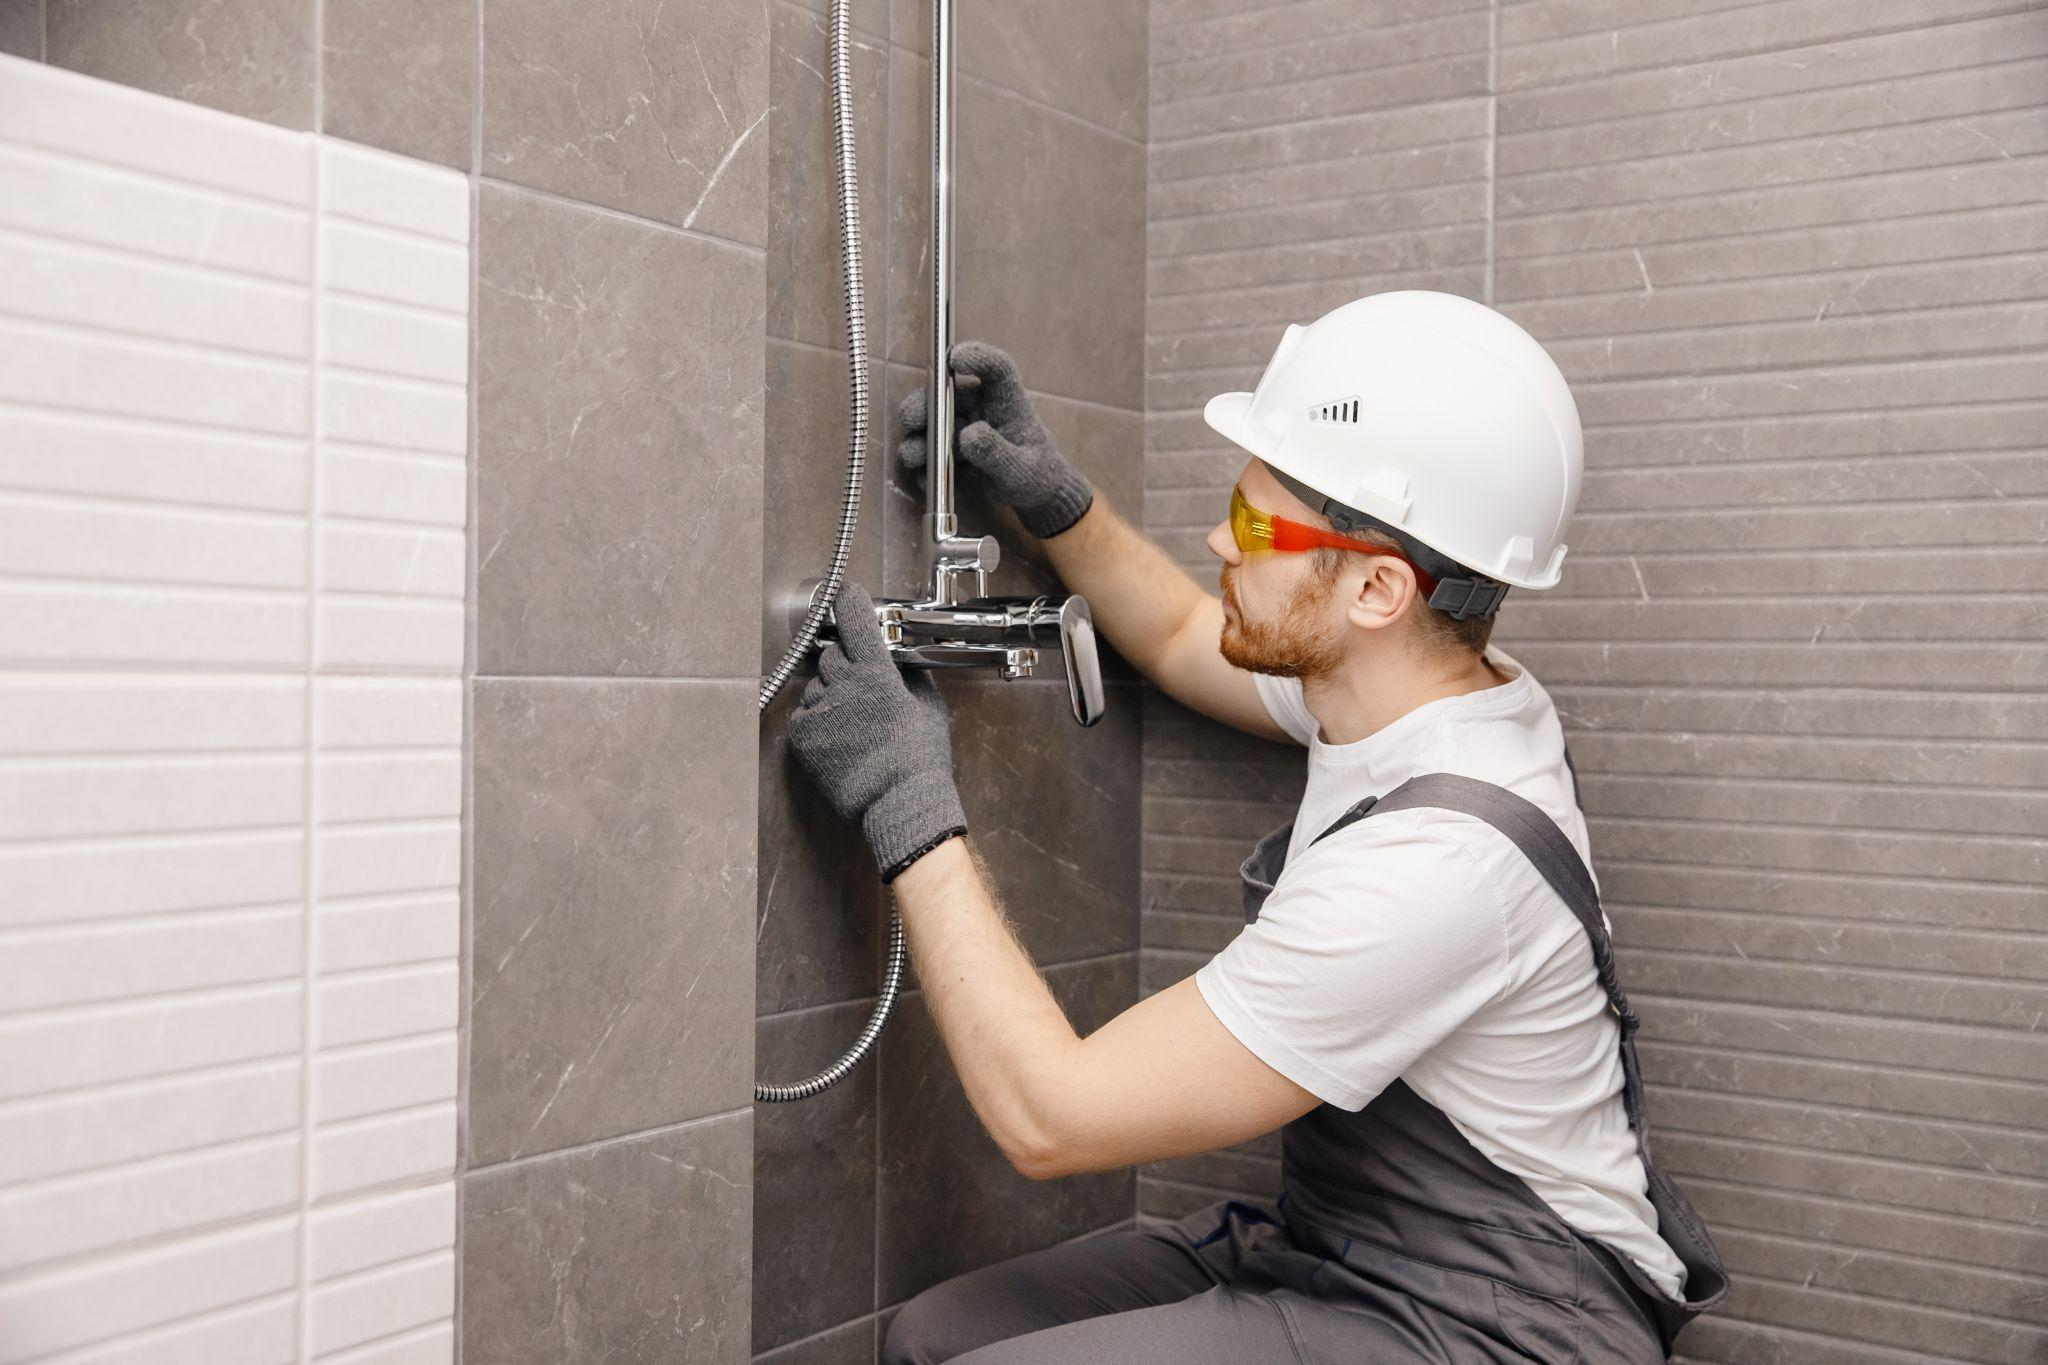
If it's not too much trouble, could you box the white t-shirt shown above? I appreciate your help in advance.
[1193,646,1688,1302]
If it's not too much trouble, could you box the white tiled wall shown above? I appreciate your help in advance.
[0,56,465,1363]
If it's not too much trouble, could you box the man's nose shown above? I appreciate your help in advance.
[1207,520,1242,565]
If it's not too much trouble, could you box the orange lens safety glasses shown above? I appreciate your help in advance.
[1227,485,1439,595]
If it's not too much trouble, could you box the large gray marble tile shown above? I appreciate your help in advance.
[886,53,1144,411]
[0,1,39,58]
[471,678,756,1165]
[781,0,884,43]
[761,340,886,680]
[476,184,764,678]
[321,0,473,169]
[768,2,888,353]
[755,1316,875,1365]
[934,678,1140,965]
[46,0,312,127]
[876,953,1137,1304]
[758,677,889,1015]
[890,0,1145,142]
[753,1001,880,1350]
[465,1111,752,1364]
[481,0,767,245]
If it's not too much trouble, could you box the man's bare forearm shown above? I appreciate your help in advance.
[1038,492,1212,678]
[889,836,1082,1179]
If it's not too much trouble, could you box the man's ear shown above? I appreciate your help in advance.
[1343,556,1420,634]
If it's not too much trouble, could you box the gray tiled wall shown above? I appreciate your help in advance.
[1142,1,2048,1362]
[466,0,767,1359]
[752,1,1148,1360]
[12,1,769,1360]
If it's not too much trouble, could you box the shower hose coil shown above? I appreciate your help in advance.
[754,0,908,1104]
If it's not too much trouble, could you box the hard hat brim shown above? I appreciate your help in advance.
[1202,391,1263,456]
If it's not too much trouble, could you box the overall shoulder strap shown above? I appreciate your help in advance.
[1309,768,1735,1326]
[1311,771,1646,1116]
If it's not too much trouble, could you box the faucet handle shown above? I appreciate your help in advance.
[1056,595,1105,727]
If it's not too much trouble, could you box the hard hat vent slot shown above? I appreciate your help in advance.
[1308,396,1360,425]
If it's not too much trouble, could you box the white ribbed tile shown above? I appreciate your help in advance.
[0,985,303,1100]
[317,823,460,900]
[0,1134,300,1274]
[0,230,311,359]
[315,893,460,973]
[0,58,309,205]
[319,523,465,598]
[0,143,309,282]
[318,448,466,527]
[317,752,462,824]
[320,371,466,456]
[0,54,467,1360]
[39,1295,298,1365]
[307,1251,455,1358]
[316,599,465,672]
[0,1059,300,1185]
[316,963,460,1049]
[0,830,305,927]
[0,410,307,512]
[316,678,462,749]
[311,1104,457,1201]
[321,222,467,316]
[316,1033,458,1124]
[0,906,302,1011]
[0,675,305,756]
[0,581,306,669]
[0,496,306,589]
[322,297,467,384]
[315,1322,453,1365]
[308,1182,456,1282]
[321,143,468,246]
[0,319,311,435]
[0,1217,299,1363]
[0,755,305,841]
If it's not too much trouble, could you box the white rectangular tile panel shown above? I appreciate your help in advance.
[0,55,466,1363]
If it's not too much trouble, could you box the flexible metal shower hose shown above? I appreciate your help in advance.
[753,0,910,1103]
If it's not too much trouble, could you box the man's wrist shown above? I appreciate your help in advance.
[879,823,967,884]
[1017,472,1094,540]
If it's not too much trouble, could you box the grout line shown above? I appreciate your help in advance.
[454,0,483,1355]
[1150,3,1491,77]
[296,126,326,1365]
[886,42,1145,151]
[1485,0,1497,309]
[475,175,766,257]
[465,1103,753,1178]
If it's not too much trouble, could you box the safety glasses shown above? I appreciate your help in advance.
[1227,485,1439,595]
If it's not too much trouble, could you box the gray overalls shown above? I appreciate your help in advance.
[884,773,1730,1365]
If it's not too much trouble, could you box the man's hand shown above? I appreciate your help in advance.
[899,341,1095,540]
[787,582,968,884]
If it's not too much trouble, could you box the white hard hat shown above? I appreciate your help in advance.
[1203,291,1583,611]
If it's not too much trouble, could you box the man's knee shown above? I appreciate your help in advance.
[880,1285,965,1365]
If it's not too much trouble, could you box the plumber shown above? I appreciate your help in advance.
[786,290,1727,1363]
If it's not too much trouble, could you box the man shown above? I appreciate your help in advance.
[787,291,1727,1362]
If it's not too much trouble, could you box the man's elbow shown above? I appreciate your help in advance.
[1003,1127,1122,1182]
[998,1124,1070,1182]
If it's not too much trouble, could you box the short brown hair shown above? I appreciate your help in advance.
[1310,532,1496,656]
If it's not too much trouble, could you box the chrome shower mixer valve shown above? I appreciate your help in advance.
[800,581,1106,727]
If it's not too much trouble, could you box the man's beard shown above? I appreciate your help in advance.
[1219,562,1346,680]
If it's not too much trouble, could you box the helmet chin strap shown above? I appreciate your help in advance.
[1264,465,1511,623]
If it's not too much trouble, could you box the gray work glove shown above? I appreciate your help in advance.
[787,582,968,884]
[898,341,1094,540]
